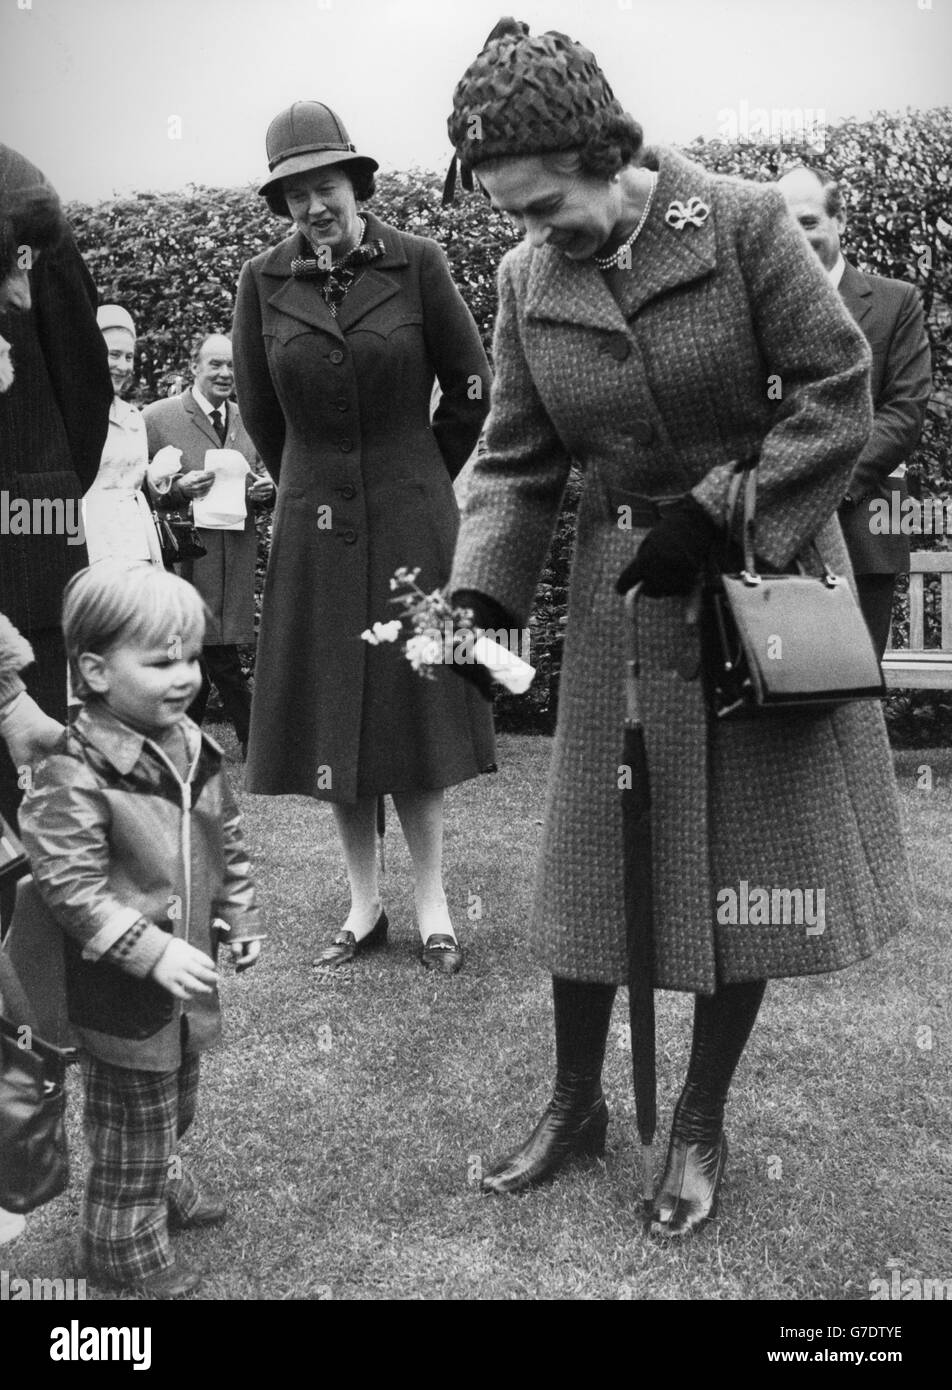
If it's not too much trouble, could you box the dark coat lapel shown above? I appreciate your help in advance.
[524,147,718,330]
[838,260,874,330]
[181,389,222,450]
[260,234,344,343]
[335,212,407,332]
[257,214,411,339]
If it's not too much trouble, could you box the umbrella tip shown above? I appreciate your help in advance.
[641,1142,655,1203]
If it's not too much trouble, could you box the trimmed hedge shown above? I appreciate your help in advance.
[67,107,952,739]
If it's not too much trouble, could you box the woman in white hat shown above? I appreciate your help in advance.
[82,305,165,567]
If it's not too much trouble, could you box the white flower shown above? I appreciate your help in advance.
[405,632,443,672]
[0,334,14,394]
[360,620,402,646]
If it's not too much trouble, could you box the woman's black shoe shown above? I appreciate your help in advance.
[420,933,464,974]
[313,911,388,968]
[481,1080,609,1194]
[649,1133,727,1238]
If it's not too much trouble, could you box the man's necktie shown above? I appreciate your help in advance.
[212,405,227,445]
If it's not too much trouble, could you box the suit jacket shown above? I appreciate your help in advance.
[141,392,263,644]
[837,261,931,574]
[0,144,112,633]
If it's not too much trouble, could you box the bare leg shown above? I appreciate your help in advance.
[391,788,456,943]
[330,798,382,941]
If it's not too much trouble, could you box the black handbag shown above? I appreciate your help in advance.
[152,509,207,567]
[700,458,885,720]
[0,946,76,1214]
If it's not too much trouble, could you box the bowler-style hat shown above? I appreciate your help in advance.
[258,102,378,216]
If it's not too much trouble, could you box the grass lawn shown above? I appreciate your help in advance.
[6,736,951,1301]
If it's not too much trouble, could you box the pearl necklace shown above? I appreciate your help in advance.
[332,216,365,267]
[593,173,659,271]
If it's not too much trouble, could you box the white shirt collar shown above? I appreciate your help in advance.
[827,253,846,289]
[192,384,225,418]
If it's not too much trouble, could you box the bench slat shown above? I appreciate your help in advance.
[908,572,925,650]
[909,551,952,573]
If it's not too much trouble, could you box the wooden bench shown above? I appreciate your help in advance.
[882,551,952,689]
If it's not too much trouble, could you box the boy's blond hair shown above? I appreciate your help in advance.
[63,561,207,700]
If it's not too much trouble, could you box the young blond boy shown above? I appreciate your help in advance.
[18,561,263,1297]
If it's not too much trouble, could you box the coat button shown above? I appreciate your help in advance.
[338,484,356,500]
[604,332,630,361]
[631,419,654,445]
[335,397,348,412]
[342,528,358,544]
[329,349,344,364]
[338,438,352,452]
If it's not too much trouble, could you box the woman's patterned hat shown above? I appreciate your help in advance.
[444,17,628,201]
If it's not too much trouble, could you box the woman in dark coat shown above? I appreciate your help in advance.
[233,103,495,975]
[446,22,914,1234]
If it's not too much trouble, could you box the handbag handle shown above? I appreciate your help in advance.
[728,455,840,589]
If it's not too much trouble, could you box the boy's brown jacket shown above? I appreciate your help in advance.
[18,703,261,1070]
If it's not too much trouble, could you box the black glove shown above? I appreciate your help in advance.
[616,495,718,597]
[448,589,515,701]
[451,589,514,632]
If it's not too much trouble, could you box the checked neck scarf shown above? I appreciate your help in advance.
[290,220,386,316]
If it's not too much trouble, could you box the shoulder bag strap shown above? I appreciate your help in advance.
[0,941,41,1033]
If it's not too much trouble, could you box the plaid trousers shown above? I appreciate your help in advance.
[80,1049,203,1281]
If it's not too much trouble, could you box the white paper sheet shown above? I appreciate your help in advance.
[193,448,251,530]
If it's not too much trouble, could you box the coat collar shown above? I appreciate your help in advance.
[523,146,718,330]
[259,211,408,340]
[71,702,220,777]
[837,259,873,328]
[108,396,142,430]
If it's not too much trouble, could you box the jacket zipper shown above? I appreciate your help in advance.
[146,734,201,942]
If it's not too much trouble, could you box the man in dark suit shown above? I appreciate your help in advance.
[0,145,111,829]
[779,166,932,658]
[143,334,274,756]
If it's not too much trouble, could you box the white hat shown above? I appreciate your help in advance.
[96,303,136,337]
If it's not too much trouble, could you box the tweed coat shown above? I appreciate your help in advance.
[142,392,262,645]
[449,147,915,992]
[232,212,495,804]
[836,262,931,575]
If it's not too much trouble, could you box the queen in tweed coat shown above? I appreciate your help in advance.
[450,144,914,993]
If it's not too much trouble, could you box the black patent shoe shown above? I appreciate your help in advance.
[420,933,464,975]
[313,911,388,968]
[481,1086,609,1194]
[649,1133,728,1238]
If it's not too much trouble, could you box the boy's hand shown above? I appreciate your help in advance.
[229,939,262,973]
[151,938,218,999]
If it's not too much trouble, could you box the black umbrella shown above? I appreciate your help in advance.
[376,795,386,875]
[622,584,657,1217]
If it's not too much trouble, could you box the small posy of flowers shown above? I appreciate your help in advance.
[360,566,535,694]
